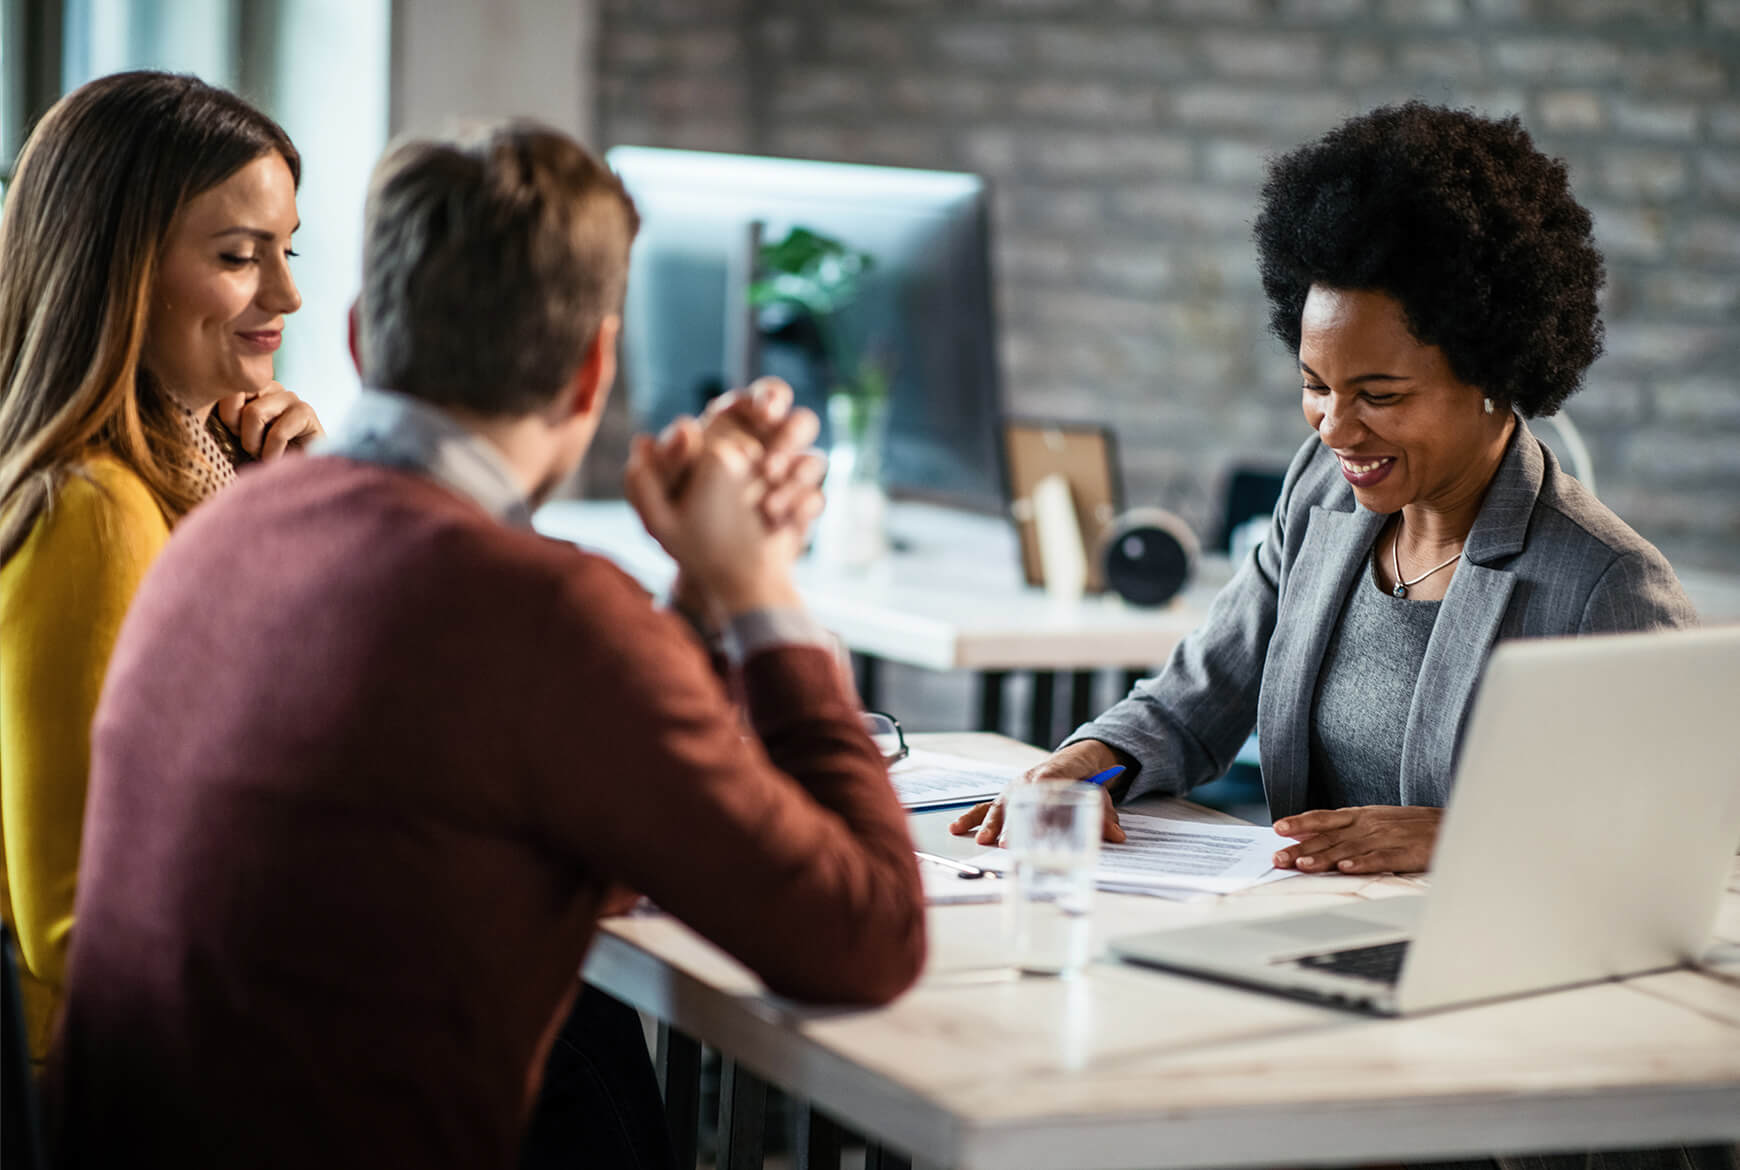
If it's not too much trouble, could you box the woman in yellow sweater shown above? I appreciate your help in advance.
[0,71,323,1061]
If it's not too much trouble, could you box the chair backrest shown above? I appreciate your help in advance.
[1215,465,1286,554]
[3,922,45,1170]
[1529,408,1598,498]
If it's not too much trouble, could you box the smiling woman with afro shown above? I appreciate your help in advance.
[955,101,1694,939]
[1254,102,1605,419]
[956,111,1705,1165]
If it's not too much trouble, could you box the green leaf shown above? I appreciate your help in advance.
[750,226,875,316]
[748,226,883,394]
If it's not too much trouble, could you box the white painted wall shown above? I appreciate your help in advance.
[391,0,595,144]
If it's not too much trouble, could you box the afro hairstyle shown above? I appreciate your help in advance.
[1252,102,1605,418]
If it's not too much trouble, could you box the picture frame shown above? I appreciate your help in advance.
[1001,420,1123,593]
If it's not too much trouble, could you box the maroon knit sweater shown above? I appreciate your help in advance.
[50,457,925,1169]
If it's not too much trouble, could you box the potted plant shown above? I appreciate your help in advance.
[748,226,891,566]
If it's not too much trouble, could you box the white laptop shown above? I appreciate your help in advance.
[1110,626,1740,1016]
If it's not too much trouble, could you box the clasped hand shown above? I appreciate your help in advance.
[1271,805,1442,875]
[214,382,324,459]
[623,377,826,616]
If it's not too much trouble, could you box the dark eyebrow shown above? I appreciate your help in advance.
[1299,361,1409,386]
[209,224,300,242]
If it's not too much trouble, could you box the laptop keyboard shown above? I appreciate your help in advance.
[1294,940,1411,985]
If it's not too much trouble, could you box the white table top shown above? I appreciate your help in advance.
[535,500,1228,671]
[536,500,1740,674]
[583,733,1740,1170]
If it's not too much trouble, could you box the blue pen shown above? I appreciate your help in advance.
[1080,765,1125,787]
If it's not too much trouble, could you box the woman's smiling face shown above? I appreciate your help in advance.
[1299,285,1508,516]
[142,151,302,409]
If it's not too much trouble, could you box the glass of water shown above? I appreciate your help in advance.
[1003,783,1102,977]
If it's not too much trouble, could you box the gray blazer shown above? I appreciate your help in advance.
[1069,420,1696,819]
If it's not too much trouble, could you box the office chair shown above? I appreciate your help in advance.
[1532,408,1598,498]
[1192,464,1288,822]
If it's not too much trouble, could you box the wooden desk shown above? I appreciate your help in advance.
[585,733,1740,1170]
[534,500,1228,742]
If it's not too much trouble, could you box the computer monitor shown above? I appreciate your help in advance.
[606,146,1006,514]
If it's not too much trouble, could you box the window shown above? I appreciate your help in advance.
[1,0,34,205]
[259,0,391,428]
[61,0,237,90]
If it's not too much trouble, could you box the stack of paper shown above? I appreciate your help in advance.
[888,748,1021,810]
[964,812,1298,901]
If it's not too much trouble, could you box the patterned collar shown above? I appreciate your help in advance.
[317,388,534,529]
[173,400,239,500]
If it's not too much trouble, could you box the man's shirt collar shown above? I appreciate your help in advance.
[321,388,534,529]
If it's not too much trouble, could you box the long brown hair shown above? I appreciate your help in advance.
[0,71,300,564]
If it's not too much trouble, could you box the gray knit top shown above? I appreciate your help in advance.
[1307,554,1442,810]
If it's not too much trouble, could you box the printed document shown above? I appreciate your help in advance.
[966,811,1297,898]
[889,748,1021,810]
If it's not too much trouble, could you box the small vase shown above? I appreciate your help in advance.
[814,391,890,569]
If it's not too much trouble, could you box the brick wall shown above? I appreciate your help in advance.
[591,0,1740,574]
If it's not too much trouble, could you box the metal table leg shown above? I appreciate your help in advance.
[854,653,882,710]
[977,670,1007,734]
[655,1022,702,1170]
[793,1101,844,1170]
[1027,669,1056,747]
[864,1143,913,1170]
[1069,668,1096,729]
[716,1059,769,1170]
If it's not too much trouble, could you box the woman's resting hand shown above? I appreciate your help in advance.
[1271,805,1443,874]
[215,383,324,459]
[948,739,1128,846]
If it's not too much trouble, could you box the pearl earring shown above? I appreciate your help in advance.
[1483,397,1494,414]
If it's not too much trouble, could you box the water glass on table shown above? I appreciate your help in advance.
[1004,783,1102,977]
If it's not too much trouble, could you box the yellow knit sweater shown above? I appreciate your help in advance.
[1,455,169,1061]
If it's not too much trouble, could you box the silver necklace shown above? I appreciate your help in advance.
[1390,515,1462,599]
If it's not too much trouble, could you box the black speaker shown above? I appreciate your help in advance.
[1099,508,1198,608]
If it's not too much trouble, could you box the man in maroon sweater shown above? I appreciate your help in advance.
[51,123,925,1168]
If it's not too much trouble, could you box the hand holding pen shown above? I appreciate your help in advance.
[948,740,1134,846]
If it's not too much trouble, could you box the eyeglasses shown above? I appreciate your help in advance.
[861,711,908,765]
